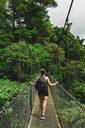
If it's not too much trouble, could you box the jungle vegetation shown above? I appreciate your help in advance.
[0,0,85,108]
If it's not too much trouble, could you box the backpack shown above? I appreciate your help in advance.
[35,77,47,92]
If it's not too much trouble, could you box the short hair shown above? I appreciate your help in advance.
[41,69,46,75]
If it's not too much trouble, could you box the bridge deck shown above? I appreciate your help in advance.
[27,90,60,128]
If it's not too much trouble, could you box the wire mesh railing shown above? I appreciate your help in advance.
[0,84,36,128]
[51,84,85,128]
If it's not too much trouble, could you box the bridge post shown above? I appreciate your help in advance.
[30,85,32,113]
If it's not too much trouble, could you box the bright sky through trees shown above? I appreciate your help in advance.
[48,0,85,40]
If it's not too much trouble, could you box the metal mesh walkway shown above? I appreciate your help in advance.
[27,90,60,128]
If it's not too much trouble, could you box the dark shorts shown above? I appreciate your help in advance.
[38,87,48,96]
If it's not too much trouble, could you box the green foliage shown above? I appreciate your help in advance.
[0,0,85,110]
[49,64,62,81]
[35,0,57,7]
[0,79,25,107]
[62,60,85,86]
[72,81,85,103]
[2,41,33,80]
[0,0,57,44]
[1,41,50,80]
[59,105,85,128]
[32,43,50,66]
[51,84,85,128]
[45,43,65,64]
[52,26,85,60]
[0,0,56,43]
[0,0,13,47]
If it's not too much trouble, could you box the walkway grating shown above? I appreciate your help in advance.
[27,90,60,128]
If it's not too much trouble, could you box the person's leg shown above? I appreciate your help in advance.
[38,95,43,114]
[41,96,48,115]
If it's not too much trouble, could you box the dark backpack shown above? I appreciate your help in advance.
[35,78,47,92]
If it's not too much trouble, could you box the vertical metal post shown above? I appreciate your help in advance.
[18,54,21,81]
[30,83,32,113]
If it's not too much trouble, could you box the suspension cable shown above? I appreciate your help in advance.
[11,0,34,59]
[56,0,75,44]
[64,1,75,126]
[56,0,75,81]
[63,0,75,29]
[57,0,75,81]
[10,0,36,113]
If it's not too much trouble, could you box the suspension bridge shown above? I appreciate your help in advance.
[0,80,85,128]
[0,0,85,127]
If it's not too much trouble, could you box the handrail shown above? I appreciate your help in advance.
[51,82,85,128]
[0,81,36,128]
[0,73,38,113]
[57,83,85,111]
[0,83,28,113]
[0,77,84,128]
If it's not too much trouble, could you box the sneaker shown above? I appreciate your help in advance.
[40,114,45,120]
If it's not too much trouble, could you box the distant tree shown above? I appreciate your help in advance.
[51,26,85,61]
[0,0,13,47]
[76,36,85,45]
[1,41,50,80]
[5,0,57,43]
[45,43,65,64]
